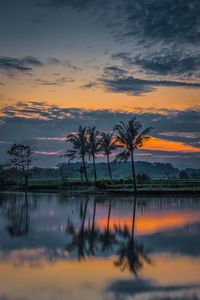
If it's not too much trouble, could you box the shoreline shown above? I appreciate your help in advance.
[1,186,200,196]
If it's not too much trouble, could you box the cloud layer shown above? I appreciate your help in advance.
[0,56,43,75]
[0,101,199,167]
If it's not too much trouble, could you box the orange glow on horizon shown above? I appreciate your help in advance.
[144,137,200,153]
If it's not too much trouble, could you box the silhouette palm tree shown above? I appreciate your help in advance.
[99,131,117,179]
[87,126,100,180]
[65,126,89,181]
[114,197,151,276]
[114,118,152,193]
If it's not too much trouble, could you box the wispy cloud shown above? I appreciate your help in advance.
[100,73,200,96]
[34,77,74,86]
[112,50,200,79]
[0,56,43,75]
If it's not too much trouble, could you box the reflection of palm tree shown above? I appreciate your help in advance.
[100,202,116,252]
[131,195,137,239]
[114,238,150,276]
[66,199,89,260]
[86,200,99,255]
[4,192,31,237]
[65,198,150,276]
[114,196,151,276]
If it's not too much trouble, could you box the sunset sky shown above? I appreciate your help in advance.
[0,0,200,167]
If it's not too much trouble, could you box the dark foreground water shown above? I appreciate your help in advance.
[0,192,200,300]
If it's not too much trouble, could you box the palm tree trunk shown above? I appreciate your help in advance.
[92,154,97,180]
[24,192,29,234]
[92,200,96,231]
[82,155,88,181]
[80,165,83,181]
[106,202,112,232]
[81,198,89,234]
[131,194,137,241]
[107,154,112,179]
[24,168,30,187]
[130,150,137,193]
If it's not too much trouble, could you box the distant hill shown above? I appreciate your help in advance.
[29,161,200,179]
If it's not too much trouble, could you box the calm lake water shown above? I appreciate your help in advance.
[0,192,200,300]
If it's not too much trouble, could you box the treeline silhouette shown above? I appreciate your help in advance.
[1,117,199,188]
[1,118,152,192]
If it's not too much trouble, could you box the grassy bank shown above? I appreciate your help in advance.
[1,178,200,195]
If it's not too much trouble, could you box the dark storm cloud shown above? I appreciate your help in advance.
[101,74,200,96]
[0,56,43,74]
[112,50,200,78]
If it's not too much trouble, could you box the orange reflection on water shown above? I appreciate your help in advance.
[0,256,128,300]
[96,211,200,235]
[0,252,200,300]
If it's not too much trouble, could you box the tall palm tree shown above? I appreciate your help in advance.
[114,118,152,193]
[87,126,100,180]
[65,126,89,181]
[99,131,117,179]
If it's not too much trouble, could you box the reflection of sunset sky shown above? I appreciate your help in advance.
[1,193,200,300]
[0,253,200,300]
[94,205,200,235]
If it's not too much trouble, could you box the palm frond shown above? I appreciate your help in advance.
[114,150,130,163]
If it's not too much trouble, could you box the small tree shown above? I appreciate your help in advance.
[7,141,35,186]
[0,164,7,186]
[136,172,151,184]
[179,170,189,180]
